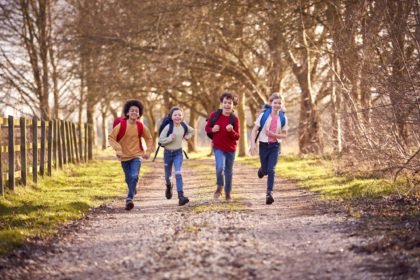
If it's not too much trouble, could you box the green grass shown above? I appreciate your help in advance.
[237,155,400,201]
[0,159,148,255]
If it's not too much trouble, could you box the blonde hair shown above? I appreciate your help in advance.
[269,92,284,103]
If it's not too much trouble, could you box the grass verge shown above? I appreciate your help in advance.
[0,159,147,255]
[237,155,409,200]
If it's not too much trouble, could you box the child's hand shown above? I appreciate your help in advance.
[265,130,274,137]
[249,144,257,155]
[226,124,233,132]
[116,150,125,158]
[171,133,176,140]
[143,153,150,160]
[212,125,220,133]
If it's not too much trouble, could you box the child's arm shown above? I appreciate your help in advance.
[205,112,217,134]
[184,125,194,140]
[108,124,124,156]
[142,126,154,159]
[158,125,174,145]
[249,125,259,155]
[227,116,240,140]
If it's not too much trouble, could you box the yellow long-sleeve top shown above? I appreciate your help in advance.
[108,121,154,162]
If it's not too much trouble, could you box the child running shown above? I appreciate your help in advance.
[108,100,153,210]
[158,107,194,206]
[249,92,289,204]
[205,92,240,201]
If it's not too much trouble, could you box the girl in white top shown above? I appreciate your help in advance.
[249,92,289,205]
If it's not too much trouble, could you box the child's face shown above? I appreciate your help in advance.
[271,98,282,111]
[171,110,183,124]
[221,98,234,114]
[128,106,140,120]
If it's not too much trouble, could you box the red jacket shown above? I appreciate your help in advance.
[205,112,240,152]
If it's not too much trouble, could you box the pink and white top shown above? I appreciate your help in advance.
[254,112,289,143]
[268,116,278,143]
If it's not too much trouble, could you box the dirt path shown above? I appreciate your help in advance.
[1,158,396,279]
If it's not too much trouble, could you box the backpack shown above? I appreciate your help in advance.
[113,117,144,151]
[254,104,286,143]
[206,109,236,139]
[152,116,189,161]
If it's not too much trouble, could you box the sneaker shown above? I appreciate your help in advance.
[225,192,232,202]
[213,186,223,200]
[165,183,173,199]
[266,192,274,205]
[258,168,264,179]
[125,200,134,210]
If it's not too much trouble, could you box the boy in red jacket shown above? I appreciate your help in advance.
[205,92,240,201]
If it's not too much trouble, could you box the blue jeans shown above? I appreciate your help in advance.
[259,142,280,192]
[214,148,236,193]
[121,157,141,201]
[164,148,184,192]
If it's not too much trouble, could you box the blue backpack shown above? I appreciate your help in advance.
[152,116,189,161]
[255,104,286,143]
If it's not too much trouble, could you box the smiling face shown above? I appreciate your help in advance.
[271,98,282,112]
[171,109,183,125]
[127,106,140,120]
[221,97,234,114]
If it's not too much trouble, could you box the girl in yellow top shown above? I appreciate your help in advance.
[108,100,153,210]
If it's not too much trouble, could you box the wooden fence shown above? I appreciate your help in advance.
[0,116,93,196]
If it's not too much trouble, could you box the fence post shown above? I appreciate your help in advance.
[20,117,27,186]
[88,124,93,160]
[65,122,72,163]
[32,117,38,183]
[72,123,79,163]
[47,121,53,176]
[8,116,15,191]
[53,120,57,170]
[61,120,66,164]
[40,120,45,176]
[78,124,83,162]
[0,120,3,196]
[57,120,63,168]
[69,122,75,163]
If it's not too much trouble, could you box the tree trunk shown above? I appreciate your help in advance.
[187,107,197,153]
[330,56,342,154]
[101,109,107,150]
[237,91,247,157]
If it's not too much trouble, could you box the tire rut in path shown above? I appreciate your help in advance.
[2,159,387,279]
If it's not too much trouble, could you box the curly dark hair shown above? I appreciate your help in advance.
[122,99,144,118]
[219,92,238,105]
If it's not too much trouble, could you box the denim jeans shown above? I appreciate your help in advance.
[164,148,184,192]
[121,157,141,201]
[214,148,236,193]
[259,142,280,192]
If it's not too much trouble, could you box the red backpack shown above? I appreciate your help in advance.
[113,117,144,151]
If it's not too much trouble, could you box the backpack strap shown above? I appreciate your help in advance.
[116,118,127,142]
[255,108,271,143]
[279,111,286,128]
[152,144,161,162]
[166,120,174,137]
[180,122,188,137]
[210,109,222,127]
[229,113,236,128]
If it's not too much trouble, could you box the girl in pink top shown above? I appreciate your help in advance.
[249,93,289,204]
